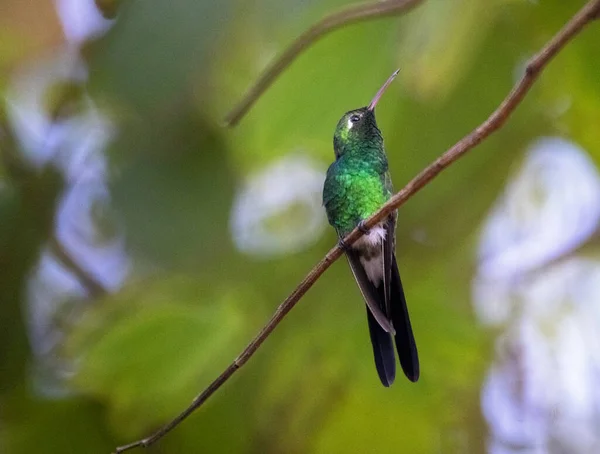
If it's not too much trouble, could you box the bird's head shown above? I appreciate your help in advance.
[332,69,399,159]
[333,107,380,158]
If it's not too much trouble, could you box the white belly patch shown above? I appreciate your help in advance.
[354,224,386,284]
[354,225,386,249]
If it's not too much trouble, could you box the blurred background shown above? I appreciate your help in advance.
[1,0,599,453]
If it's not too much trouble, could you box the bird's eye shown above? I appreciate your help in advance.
[350,114,360,122]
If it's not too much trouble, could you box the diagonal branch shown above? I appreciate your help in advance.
[114,1,600,452]
[49,234,108,299]
[1,113,109,300]
[223,0,424,126]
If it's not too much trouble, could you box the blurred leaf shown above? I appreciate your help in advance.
[68,276,259,437]
[84,0,238,269]
[399,0,503,102]
[87,0,231,114]
[531,2,600,162]
[109,110,235,269]
[5,394,114,454]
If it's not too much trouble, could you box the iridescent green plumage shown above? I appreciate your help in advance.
[322,70,419,386]
[323,108,392,237]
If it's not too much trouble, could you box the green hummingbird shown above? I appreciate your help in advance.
[322,69,419,386]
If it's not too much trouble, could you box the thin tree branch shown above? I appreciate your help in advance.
[223,0,424,127]
[113,1,600,452]
[48,234,108,299]
[1,110,109,300]
[44,120,110,299]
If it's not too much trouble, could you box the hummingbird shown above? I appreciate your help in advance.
[322,69,419,386]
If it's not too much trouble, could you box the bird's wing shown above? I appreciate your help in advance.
[383,213,419,382]
[322,162,340,208]
[345,247,395,334]
[383,216,395,316]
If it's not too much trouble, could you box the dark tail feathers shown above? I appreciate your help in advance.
[366,254,419,385]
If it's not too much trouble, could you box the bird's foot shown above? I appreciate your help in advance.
[358,220,370,234]
[338,238,351,251]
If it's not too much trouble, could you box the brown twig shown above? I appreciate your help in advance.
[48,234,108,299]
[223,0,424,126]
[113,1,600,452]
[1,108,109,300]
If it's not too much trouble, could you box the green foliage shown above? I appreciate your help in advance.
[109,112,235,268]
[68,277,255,437]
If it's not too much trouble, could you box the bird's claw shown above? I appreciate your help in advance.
[358,220,370,234]
[338,238,350,251]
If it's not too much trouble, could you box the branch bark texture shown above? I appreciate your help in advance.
[114,1,600,452]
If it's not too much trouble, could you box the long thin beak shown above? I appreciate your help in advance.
[367,68,400,111]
